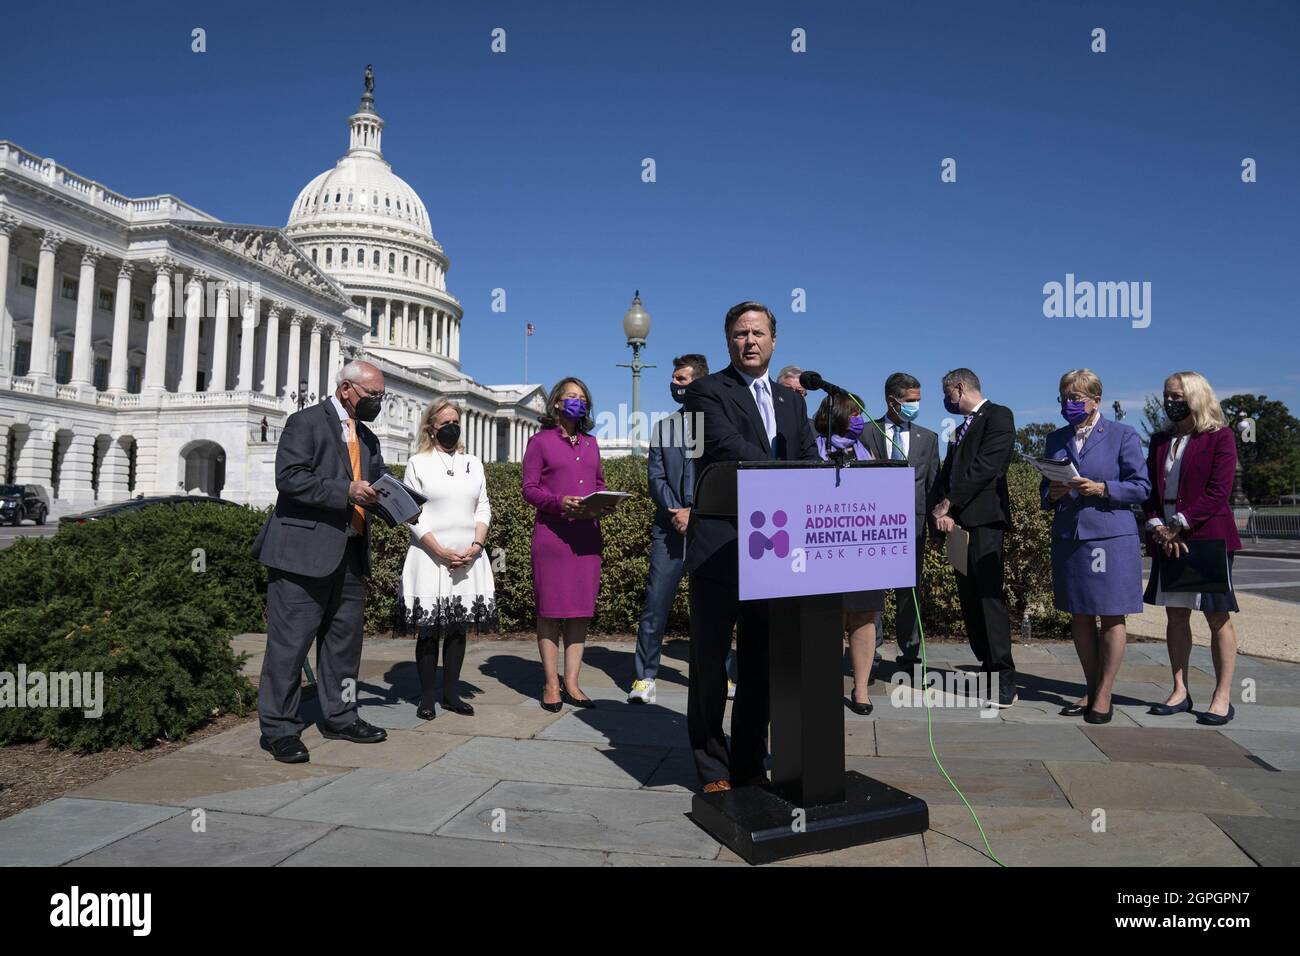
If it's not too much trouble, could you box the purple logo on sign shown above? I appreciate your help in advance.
[748,509,790,559]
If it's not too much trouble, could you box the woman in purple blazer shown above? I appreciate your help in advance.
[1142,371,1243,726]
[1041,370,1150,724]
[522,377,607,711]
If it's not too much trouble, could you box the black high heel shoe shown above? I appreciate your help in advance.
[846,693,873,716]
[560,685,596,709]
[1148,694,1193,716]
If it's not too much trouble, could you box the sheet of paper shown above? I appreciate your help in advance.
[1020,453,1080,483]
[945,526,970,576]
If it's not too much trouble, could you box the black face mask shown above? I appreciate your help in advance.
[1164,399,1191,423]
[353,394,383,422]
[436,422,461,448]
[671,384,688,404]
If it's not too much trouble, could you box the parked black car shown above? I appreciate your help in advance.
[0,484,51,526]
[58,494,245,525]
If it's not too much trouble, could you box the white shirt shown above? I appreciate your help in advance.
[1147,434,1191,532]
[328,394,353,444]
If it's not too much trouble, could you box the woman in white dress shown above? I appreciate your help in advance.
[400,400,495,719]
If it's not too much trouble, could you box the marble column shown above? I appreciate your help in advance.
[179,273,205,393]
[401,300,411,348]
[452,318,460,362]
[327,326,341,386]
[284,312,302,407]
[0,214,20,377]
[107,261,134,394]
[70,247,104,387]
[364,295,372,340]
[418,306,428,352]
[61,429,96,505]
[237,295,259,391]
[28,230,65,381]
[143,256,174,392]
[99,435,132,503]
[488,416,497,463]
[209,281,231,392]
[307,321,323,400]
[381,298,391,344]
[262,302,282,397]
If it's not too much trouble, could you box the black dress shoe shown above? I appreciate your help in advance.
[846,693,874,716]
[260,734,309,763]
[560,687,596,709]
[1148,694,1193,716]
[416,705,436,721]
[1196,703,1235,726]
[441,698,475,716]
[1059,702,1089,717]
[1083,706,1113,724]
[319,718,388,743]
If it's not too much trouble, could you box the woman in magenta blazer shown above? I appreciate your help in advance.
[1143,371,1242,726]
[522,377,608,711]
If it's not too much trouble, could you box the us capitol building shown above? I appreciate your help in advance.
[0,70,544,511]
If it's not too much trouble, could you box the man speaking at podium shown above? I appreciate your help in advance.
[683,301,818,793]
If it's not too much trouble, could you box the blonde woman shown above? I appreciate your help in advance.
[400,400,494,719]
[1142,372,1241,726]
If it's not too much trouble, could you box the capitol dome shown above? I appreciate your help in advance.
[285,69,463,376]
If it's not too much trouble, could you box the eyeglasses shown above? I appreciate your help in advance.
[349,381,387,401]
[1058,394,1090,403]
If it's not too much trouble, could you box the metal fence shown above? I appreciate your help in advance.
[1238,506,1300,541]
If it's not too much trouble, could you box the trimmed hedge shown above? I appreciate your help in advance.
[370,457,1067,640]
[0,503,263,750]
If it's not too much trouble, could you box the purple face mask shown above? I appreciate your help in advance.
[830,433,857,451]
[560,397,588,421]
[1061,400,1090,425]
[845,414,866,440]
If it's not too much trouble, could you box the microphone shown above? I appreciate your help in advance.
[799,370,844,395]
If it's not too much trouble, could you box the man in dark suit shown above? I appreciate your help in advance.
[629,354,709,704]
[683,301,819,792]
[862,372,941,667]
[252,359,394,762]
[931,368,1018,707]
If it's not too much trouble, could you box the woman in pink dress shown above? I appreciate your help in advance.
[522,377,609,710]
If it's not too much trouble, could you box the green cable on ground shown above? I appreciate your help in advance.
[834,390,1007,866]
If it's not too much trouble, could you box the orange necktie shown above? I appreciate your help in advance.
[347,420,366,534]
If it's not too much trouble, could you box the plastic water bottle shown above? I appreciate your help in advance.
[1021,610,1032,644]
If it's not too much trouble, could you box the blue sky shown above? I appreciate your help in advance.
[5,0,1297,435]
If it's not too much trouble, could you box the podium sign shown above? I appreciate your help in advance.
[737,463,916,600]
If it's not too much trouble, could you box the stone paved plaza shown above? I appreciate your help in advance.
[3,635,1300,867]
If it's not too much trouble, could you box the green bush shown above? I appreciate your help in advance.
[0,503,264,750]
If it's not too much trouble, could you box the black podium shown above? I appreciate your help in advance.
[688,460,929,864]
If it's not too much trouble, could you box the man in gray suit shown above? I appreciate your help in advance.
[252,359,394,762]
[628,353,709,704]
[862,371,941,667]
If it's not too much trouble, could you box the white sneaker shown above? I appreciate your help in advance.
[628,679,656,704]
[727,680,737,700]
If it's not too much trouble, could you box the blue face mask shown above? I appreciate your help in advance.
[896,401,920,422]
